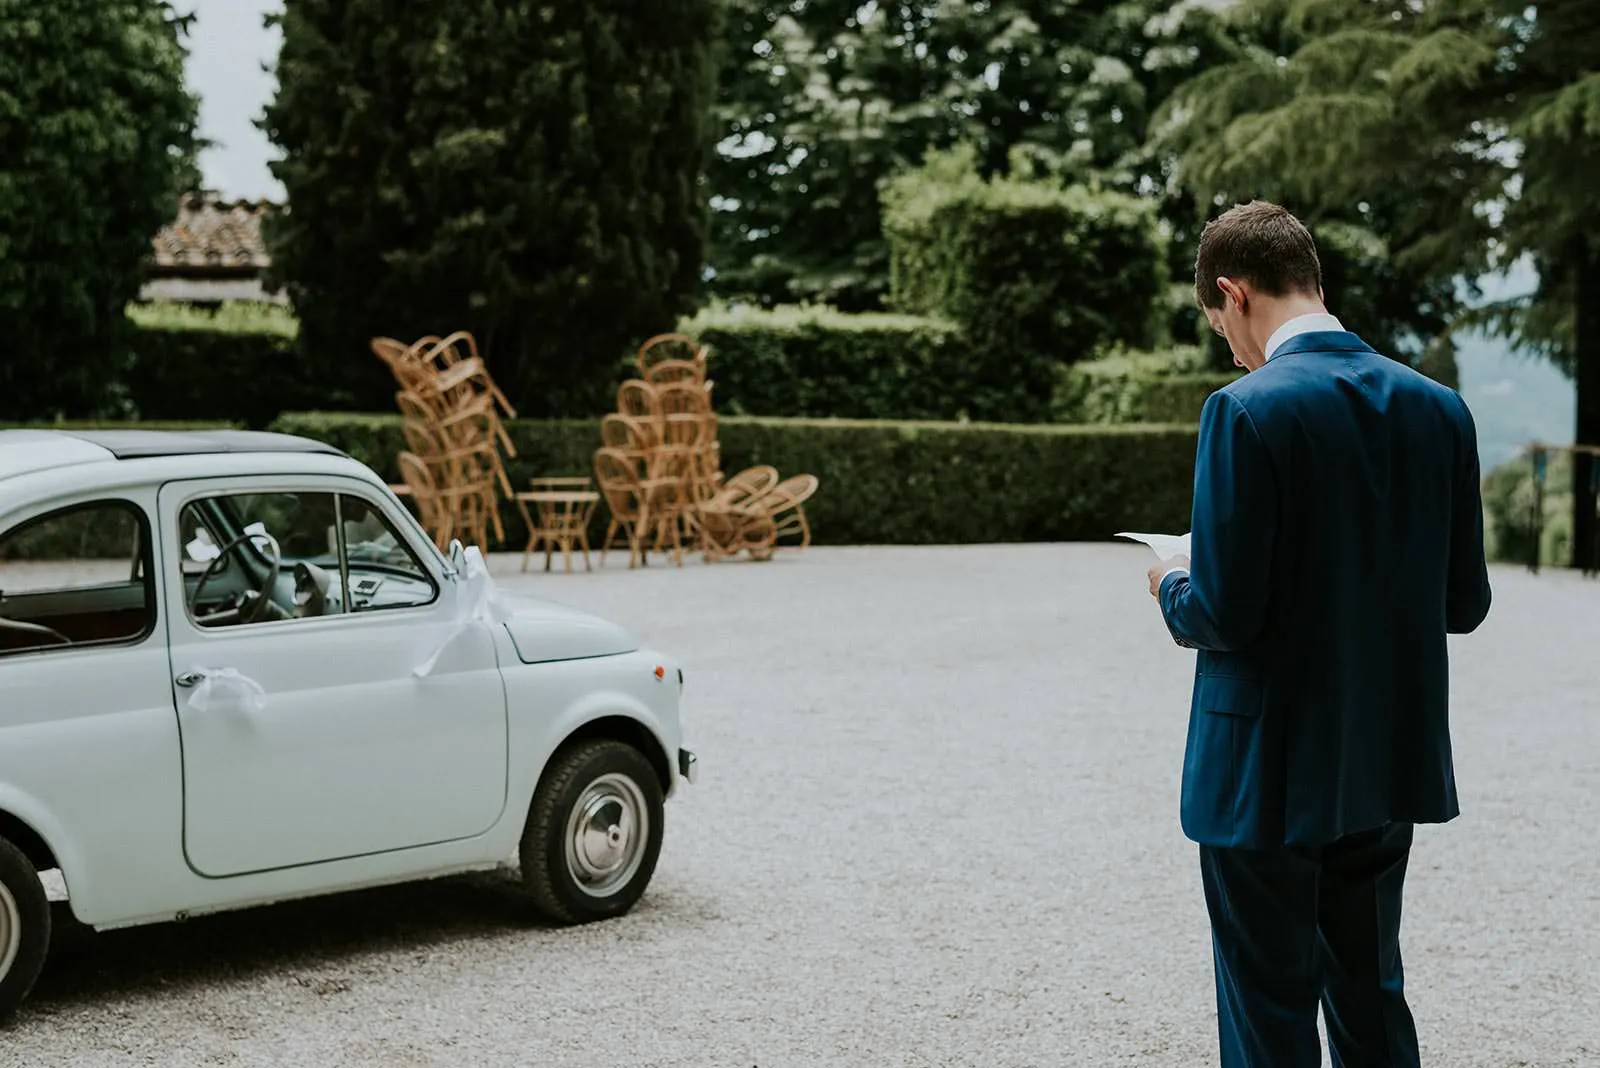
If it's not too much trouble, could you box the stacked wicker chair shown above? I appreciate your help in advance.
[591,336,712,567]
[593,333,820,565]
[373,331,517,551]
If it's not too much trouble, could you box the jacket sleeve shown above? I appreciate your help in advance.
[1158,390,1277,652]
[1445,393,1492,633]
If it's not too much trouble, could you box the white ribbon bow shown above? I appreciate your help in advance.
[413,546,511,677]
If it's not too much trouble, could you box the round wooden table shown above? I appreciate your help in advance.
[514,486,600,573]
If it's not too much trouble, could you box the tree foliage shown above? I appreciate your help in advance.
[1159,0,1600,565]
[0,0,198,419]
[1150,2,1473,370]
[708,0,1248,312]
[705,0,1456,377]
[263,0,719,416]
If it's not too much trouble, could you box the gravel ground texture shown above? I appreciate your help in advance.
[4,544,1597,1067]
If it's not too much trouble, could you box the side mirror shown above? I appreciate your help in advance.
[446,538,468,577]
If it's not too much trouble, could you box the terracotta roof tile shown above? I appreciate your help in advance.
[150,194,277,273]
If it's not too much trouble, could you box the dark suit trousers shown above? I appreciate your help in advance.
[1199,822,1421,1067]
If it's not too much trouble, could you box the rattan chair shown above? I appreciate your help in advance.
[748,473,819,559]
[376,332,516,550]
[636,333,705,378]
[593,447,683,568]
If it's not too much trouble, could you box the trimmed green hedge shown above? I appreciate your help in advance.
[1482,449,1570,567]
[269,411,1199,546]
[0,500,142,560]
[1140,376,1237,424]
[118,302,337,429]
[115,298,1213,430]
[1053,346,1238,424]
[271,411,601,490]
[683,307,1231,426]
[680,305,976,421]
[882,148,1166,421]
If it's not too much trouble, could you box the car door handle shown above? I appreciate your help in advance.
[175,670,206,687]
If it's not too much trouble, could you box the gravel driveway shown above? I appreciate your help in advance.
[6,544,1597,1067]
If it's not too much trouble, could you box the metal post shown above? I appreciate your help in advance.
[1529,446,1547,574]
[1589,454,1600,578]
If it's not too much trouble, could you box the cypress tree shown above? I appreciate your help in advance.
[263,0,719,416]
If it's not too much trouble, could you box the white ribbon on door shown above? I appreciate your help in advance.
[184,667,268,713]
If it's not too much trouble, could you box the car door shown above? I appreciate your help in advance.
[158,474,508,878]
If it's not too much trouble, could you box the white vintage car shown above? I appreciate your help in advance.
[0,428,696,1020]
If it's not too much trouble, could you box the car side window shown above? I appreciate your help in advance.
[180,491,345,627]
[178,489,436,628]
[0,500,155,656]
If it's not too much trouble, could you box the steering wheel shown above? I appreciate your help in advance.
[0,615,71,646]
[191,529,283,626]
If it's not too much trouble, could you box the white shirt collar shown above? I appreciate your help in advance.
[1265,312,1345,361]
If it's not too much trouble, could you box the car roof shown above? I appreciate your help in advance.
[0,428,347,482]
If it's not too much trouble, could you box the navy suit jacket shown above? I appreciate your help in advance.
[1158,331,1492,848]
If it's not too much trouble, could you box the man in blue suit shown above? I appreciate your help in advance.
[1148,201,1493,1067]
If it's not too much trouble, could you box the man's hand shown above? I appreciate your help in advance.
[1147,554,1190,598]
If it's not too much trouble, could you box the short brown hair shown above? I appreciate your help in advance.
[1194,200,1322,310]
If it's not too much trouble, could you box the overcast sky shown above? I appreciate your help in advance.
[180,0,284,200]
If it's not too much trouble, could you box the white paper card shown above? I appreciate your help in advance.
[1115,531,1191,560]
[239,521,283,561]
[185,528,221,562]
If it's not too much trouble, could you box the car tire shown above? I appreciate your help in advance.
[0,836,50,1024]
[519,739,664,925]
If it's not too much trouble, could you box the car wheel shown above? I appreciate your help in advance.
[0,836,50,1023]
[519,739,664,925]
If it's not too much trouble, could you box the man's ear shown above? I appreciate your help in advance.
[1216,276,1247,313]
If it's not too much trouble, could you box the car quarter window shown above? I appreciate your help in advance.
[336,493,438,612]
[0,500,154,656]
[178,489,437,629]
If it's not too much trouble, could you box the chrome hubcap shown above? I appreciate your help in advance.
[0,880,20,983]
[564,772,648,898]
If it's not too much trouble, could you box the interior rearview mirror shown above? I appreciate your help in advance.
[292,561,337,617]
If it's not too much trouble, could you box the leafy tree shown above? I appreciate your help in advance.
[707,0,1456,372]
[1148,2,1466,372]
[713,0,1166,311]
[263,0,719,416]
[710,0,968,310]
[0,0,198,419]
[708,0,1252,290]
[1157,0,1600,567]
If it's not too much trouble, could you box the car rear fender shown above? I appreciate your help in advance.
[0,784,86,912]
